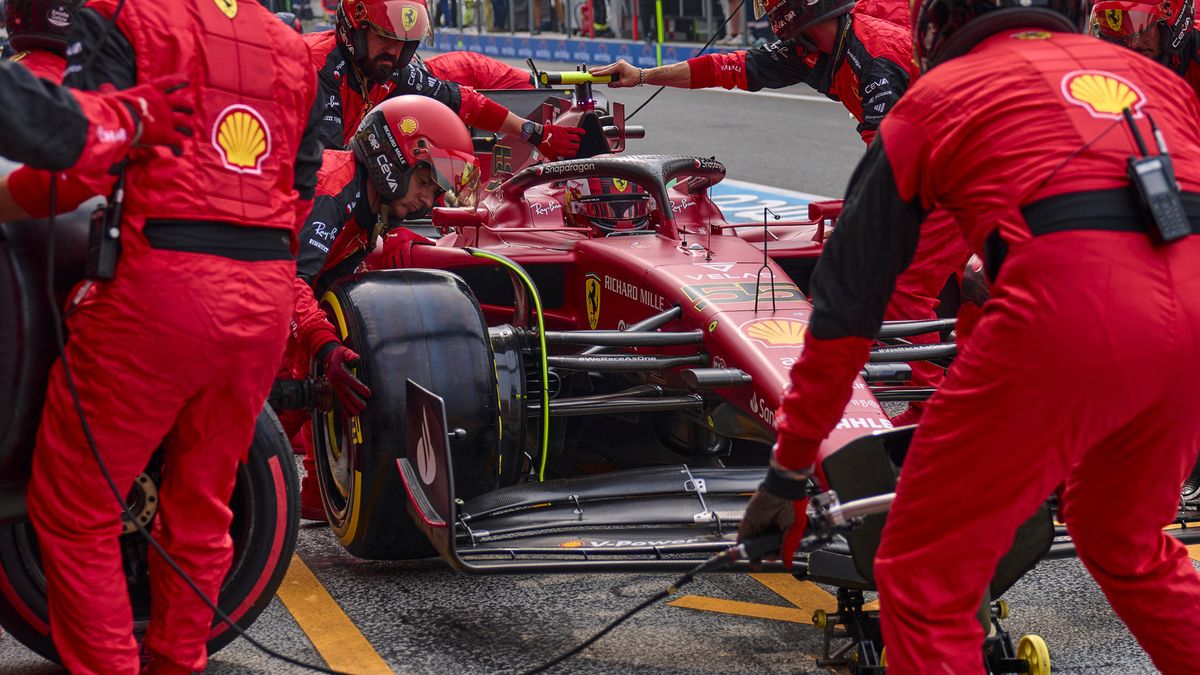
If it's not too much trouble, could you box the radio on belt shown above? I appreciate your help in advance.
[1122,107,1191,244]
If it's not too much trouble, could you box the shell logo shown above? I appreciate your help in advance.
[212,104,271,174]
[1062,70,1146,119]
[399,116,419,136]
[742,317,807,348]
[559,540,586,548]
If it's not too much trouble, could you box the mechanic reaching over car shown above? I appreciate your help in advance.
[280,95,477,520]
[1091,0,1200,93]
[423,50,538,89]
[4,0,77,83]
[737,0,1200,671]
[0,0,322,672]
[592,0,968,425]
[311,0,582,158]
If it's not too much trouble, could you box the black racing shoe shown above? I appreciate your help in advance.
[1182,454,1200,505]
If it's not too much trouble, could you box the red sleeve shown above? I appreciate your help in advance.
[9,87,142,216]
[774,335,874,470]
[11,51,67,85]
[292,277,340,358]
[455,85,510,131]
[687,51,749,90]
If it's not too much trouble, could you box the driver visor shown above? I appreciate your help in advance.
[417,146,480,208]
[365,0,433,44]
[1091,2,1160,40]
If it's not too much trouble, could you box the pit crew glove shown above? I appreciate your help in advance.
[531,123,585,160]
[110,77,194,156]
[737,463,811,568]
[317,341,371,417]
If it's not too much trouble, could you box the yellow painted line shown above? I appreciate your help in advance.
[669,595,815,623]
[863,599,880,611]
[276,554,394,674]
[749,573,837,614]
[1188,544,1200,562]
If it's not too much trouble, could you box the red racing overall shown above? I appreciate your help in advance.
[306,30,511,148]
[424,50,537,89]
[686,8,969,419]
[775,30,1200,673]
[7,0,322,672]
[278,150,376,484]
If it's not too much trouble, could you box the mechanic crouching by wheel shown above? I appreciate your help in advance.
[1091,0,1200,94]
[311,0,583,158]
[4,0,78,83]
[0,0,322,671]
[279,95,477,521]
[737,0,1200,672]
[592,0,968,426]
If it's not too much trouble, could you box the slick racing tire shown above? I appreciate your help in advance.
[313,270,498,561]
[0,407,300,663]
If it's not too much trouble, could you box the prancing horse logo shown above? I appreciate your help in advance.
[585,274,601,329]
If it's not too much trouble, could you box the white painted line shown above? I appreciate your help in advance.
[717,178,833,203]
[699,87,836,104]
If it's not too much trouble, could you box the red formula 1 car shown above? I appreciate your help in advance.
[301,75,1081,673]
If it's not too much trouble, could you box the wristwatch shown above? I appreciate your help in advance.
[520,120,544,146]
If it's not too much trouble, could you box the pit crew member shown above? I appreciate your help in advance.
[282,95,476,520]
[738,0,1200,672]
[0,1,322,672]
[1091,0,1200,93]
[4,0,77,83]
[593,0,968,424]
[310,0,581,158]
[424,50,537,89]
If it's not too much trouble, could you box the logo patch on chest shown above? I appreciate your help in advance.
[214,0,238,19]
[1061,70,1145,119]
[212,104,272,174]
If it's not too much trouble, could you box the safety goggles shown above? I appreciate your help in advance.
[365,0,434,45]
[417,145,480,208]
[1091,2,1161,40]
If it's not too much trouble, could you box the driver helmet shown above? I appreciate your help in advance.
[336,0,432,67]
[752,0,855,43]
[1090,0,1194,63]
[913,0,1088,71]
[349,95,479,209]
[5,0,81,53]
[566,177,654,236]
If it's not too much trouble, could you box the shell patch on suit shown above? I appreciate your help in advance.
[1061,70,1146,119]
[213,104,272,174]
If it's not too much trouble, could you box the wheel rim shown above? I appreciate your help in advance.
[6,458,256,634]
[1017,635,1050,675]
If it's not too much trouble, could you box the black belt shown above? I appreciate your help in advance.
[1021,188,1200,236]
[983,189,1200,280]
[144,219,293,262]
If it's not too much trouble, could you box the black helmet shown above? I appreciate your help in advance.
[4,0,80,53]
[914,0,1089,71]
[753,0,855,42]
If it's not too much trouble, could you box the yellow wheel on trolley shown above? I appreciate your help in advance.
[813,609,828,629]
[1017,634,1050,675]
[880,646,887,668]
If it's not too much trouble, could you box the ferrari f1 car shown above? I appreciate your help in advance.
[296,74,1177,673]
[0,189,299,662]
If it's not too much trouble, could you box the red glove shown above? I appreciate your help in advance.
[318,342,371,417]
[532,123,585,160]
[737,464,811,568]
[109,77,194,156]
